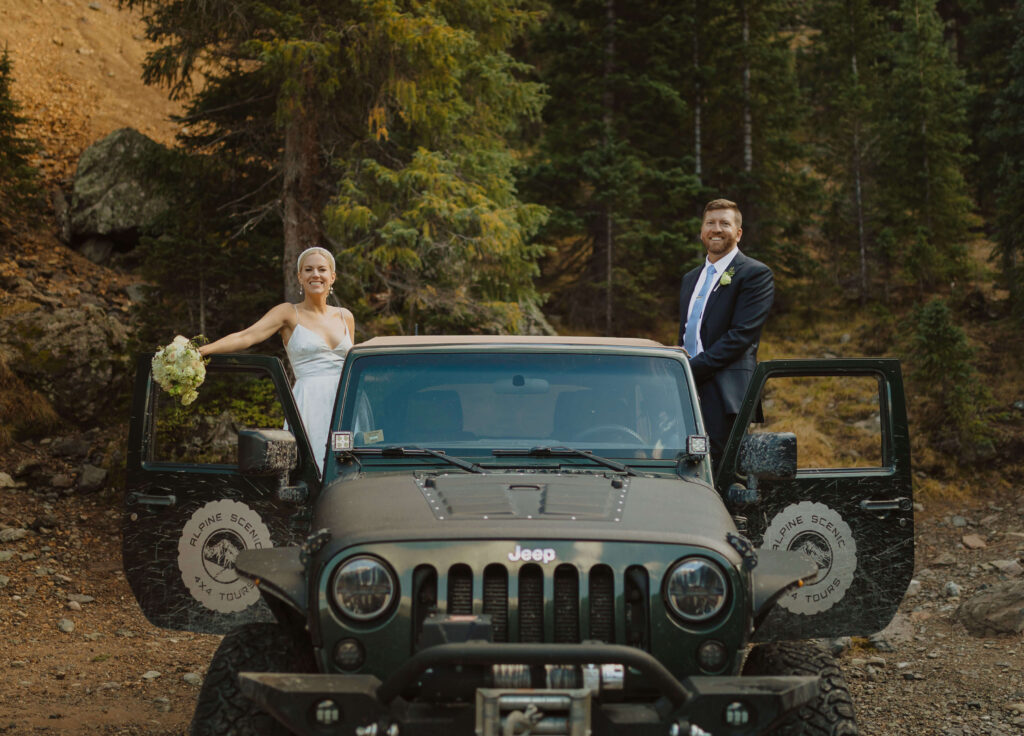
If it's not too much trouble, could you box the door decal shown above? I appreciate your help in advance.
[177,499,274,613]
[762,501,857,615]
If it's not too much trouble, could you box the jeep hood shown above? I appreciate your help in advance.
[313,471,737,552]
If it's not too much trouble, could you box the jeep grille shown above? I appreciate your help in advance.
[412,562,650,649]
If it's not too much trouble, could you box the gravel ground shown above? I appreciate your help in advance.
[1,463,1021,735]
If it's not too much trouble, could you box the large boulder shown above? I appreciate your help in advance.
[70,127,171,244]
[956,581,1024,637]
[0,301,133,427]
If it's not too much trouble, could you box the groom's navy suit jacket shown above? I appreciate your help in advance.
[678,250,774,451]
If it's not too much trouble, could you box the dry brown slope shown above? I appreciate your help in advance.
[0,0,184,184]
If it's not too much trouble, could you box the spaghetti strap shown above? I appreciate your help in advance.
[336,307,349,338]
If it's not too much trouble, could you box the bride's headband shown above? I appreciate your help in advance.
[296,246,336,275]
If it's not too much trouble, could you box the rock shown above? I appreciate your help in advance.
[141,670,161,680]
[77,236,115,265]
[962,534,987,550]
[869,632,896,652]
[50,474,74,489]
[951,515,969,528]
[825,637,852,655]
[67,600,82,611]
[0,528,28,543]
[69,128,171,241]
[77,464,108,493]
[906,579,922,596]
[0,574,9,589]
[122,282,149,303]
[0,304,132,426]
[183,672,202,686]
[29,514,59,531]
[67,593,95,604]
[932,552,957,567]
[0,551,13,561]
[51,186,72,244]
[52,435,92,459]
[956,581,1024,636]
[945,582,963,598]
[0,472,15,488]
[98,682,120,690]
[988,559,1024,577]
[57,618,75,633]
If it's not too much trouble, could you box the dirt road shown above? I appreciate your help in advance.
[1,471,1021,735]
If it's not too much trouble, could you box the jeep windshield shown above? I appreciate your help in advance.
[339,351,698,460]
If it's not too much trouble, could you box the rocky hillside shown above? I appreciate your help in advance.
[1,0,181,186]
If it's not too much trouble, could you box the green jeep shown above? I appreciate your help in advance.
[123,336,913,736]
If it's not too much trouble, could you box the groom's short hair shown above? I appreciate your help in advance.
[702,198,742,227]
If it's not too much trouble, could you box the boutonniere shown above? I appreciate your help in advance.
[716,268,735,290]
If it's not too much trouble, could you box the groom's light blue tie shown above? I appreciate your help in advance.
[684,264,716,356]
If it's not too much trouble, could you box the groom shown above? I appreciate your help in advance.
[678,199,774,470]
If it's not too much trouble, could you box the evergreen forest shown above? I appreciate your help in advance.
[102,0,1024,339]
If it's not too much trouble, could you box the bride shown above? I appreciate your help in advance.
[198,246,355,474]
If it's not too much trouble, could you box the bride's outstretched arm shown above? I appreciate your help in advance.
[198,303,294,356]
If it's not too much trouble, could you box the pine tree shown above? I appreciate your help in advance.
[874,0,975,290]
[522,0,702,333]
[0,48,39,232]
[908,297,994,462]
[126,0,548,332]
[991,2,1024,318]
[804,0,888,302]
[687,1,815,276]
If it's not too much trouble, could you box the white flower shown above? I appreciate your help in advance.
[152,335,208,406]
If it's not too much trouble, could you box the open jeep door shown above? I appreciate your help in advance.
[717,358,913,640]
[123,354,320,634]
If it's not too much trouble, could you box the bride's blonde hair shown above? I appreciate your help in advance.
[296,246,336,275]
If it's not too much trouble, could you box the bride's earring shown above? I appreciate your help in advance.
[298,285,304,295]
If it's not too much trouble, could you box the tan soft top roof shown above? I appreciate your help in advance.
[356,335,670,349]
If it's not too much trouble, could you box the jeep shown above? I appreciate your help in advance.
[123,336,913,735]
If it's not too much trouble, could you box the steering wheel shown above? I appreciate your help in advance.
[574,424,645,444]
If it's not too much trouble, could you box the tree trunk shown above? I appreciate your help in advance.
[603,0,615,335]
[693,12,702,183]
[850,39,868,305]
[281,85,322,304]
[741,0,753,173]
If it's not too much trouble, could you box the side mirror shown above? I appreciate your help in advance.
[728,432,796,508]
[238,429,298,475]
[738,432,797,481]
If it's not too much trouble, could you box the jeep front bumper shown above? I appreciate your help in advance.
[239,642,817,736]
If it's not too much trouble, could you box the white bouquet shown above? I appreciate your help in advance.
[152,335,207,406]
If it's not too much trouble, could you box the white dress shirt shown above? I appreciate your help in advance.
[685,247,740,356]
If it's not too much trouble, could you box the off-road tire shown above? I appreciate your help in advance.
[742,641,859,735]
[190,622,314,736]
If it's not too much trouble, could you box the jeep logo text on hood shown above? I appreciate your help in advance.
[508,545,556,563]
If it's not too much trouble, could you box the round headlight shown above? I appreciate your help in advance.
[664,557,728,622]
[331,556,397,621]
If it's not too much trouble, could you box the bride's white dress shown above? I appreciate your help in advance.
[285,320,352,474]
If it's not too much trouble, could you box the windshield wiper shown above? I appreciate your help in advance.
[492,446,638,476]
[352,445,488,474]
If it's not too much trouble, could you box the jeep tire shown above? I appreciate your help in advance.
[742,641,859,735]
[190,622,313,736]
